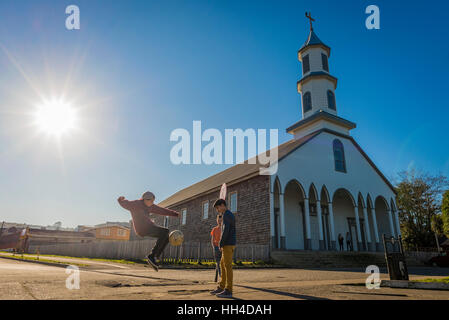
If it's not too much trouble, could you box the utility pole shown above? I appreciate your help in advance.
[0,221,4,237]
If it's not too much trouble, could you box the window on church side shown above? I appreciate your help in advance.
[181,208,187,225]
[327,90,336,110]
[202,201,209,220]
[321,53,329,72]
[230,192,238,213]
[303,92,312,113]
[302,55,310,74]
[333,139,347,173]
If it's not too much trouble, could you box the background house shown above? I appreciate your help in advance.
[91,224,130,241]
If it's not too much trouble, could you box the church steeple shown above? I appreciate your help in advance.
[297,13,338,118]
[286,14,356,140]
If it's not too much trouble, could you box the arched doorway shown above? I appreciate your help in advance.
[284,180,306,250]
[320,186,333,250]
[375,196,393,243]
[308,184,320,250]
[332,189,361,252]
[357,193,369,251]
[366,194,380,252]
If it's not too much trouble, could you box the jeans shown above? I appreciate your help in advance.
[219,245,235,293]
[147,224,169,258]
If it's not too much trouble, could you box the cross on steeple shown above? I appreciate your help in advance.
[305,12,315,31]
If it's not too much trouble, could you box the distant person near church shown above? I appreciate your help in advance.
[117,191,179,272]
[338,234,344,251]
[346,232,352,251]
[210,199,236,299]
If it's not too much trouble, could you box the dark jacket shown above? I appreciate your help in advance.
[219,210,236,247]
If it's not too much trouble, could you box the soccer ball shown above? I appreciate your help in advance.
[169,230,184,246]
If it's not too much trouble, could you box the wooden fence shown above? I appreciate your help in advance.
[28,239,270,262]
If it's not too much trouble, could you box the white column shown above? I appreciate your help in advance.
[362,206,372,243]
[387,210,396,238]
[279,193,286,249]
[353,205,362,251]
[303,198,311,250]
[269,191,275,247]
[370,207,380,243]
[370,207,380,251]
[394,210,401,237]
[328,202,336,249]
[362,205,372,251]
[316,200,324,242]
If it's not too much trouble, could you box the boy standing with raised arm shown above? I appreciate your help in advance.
[210,199,236,298]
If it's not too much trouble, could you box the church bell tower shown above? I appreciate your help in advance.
[287,13,356,140]
[298,12,337,118]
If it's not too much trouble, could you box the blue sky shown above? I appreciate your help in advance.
[0,0,448,227]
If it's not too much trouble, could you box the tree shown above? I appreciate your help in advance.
[395,170,448,249]
[442,190,449,236]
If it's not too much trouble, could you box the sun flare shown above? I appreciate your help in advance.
[34,99,78,136]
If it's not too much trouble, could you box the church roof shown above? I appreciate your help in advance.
[298,30,331,56]
[158,131,321,208]
[159,128,396,208]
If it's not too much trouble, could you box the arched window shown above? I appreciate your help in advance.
[303,92,312,113]
[333,139,346,173]
[327,90,336,110]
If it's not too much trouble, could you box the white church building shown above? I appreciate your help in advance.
[160,21,400,254]
[271,24,400,252]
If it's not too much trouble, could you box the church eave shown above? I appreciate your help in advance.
[297,72,338,92]
[286,110,356,134]
[298,43,331,58]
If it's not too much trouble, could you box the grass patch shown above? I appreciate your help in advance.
[2,252,276,268]
[14,253,143,265]
[5,254,88,267]
[39,254,142,265]
[415,277,449,284]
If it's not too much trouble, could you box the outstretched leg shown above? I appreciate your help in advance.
[146,224,170,271]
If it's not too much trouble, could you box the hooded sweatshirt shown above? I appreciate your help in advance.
[118,198,179,237]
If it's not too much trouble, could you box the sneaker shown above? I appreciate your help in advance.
[210,287,224,295]
[216,289,232,298]
[146,255,159,272]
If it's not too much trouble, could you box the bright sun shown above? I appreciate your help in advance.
[34,99,78,136]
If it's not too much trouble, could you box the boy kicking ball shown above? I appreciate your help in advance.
[117,191,179,271]
[210,198,236,299]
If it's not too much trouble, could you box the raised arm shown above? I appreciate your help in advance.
[149,204,179,217]
[117,196,134,210]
